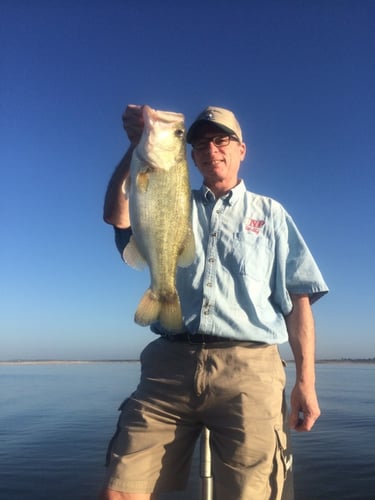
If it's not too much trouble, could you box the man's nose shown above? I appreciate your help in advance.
[208,140,219,152]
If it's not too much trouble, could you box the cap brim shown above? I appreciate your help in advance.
[186,120,237,143]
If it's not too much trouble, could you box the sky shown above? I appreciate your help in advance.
[1,0,374,361]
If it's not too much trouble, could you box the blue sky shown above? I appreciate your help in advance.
[1,0,374,360]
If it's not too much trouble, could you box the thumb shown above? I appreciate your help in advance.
[289,408,301,430]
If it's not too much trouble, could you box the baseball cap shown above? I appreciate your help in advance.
[186,106,243,144]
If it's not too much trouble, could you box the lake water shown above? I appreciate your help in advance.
[0,361,374,499]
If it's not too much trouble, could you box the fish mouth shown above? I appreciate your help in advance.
[142,105,184,128]
[143,105,158,126]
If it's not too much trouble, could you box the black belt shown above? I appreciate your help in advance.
[161,333,235,344]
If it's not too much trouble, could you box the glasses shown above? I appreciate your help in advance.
[192,135,239,151]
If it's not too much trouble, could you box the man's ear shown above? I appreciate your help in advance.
[240,142,247,161]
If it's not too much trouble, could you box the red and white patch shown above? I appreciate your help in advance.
[245,218,265,234]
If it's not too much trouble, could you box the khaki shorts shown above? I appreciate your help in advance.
[105,338,291,500]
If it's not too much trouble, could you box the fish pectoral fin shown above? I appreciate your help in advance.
[135,171,150,193]
[177,227,196,268]
[123,236,148,270]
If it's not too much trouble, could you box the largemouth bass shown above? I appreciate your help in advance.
[124,105,195,331]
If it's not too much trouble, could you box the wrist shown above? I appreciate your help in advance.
[294,374,316,387]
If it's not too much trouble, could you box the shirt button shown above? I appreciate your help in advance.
[206,283,212,287]
[211,232,217,237]
[208,257,215,263]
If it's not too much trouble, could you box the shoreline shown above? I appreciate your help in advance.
[0,359,140,365]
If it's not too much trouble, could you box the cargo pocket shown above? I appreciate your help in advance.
[105,398,131,467]
[270,426,294,500]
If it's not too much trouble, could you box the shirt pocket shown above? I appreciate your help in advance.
[226,232,274,281]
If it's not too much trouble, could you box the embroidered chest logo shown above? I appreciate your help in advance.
[245,218,265,234]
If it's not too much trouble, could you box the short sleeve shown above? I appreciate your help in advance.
[272,211,329,314]
[114,227,132,258]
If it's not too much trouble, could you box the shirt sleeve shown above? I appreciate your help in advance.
[114,227,132,258]
[273,210,329,314]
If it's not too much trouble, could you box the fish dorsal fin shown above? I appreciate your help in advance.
[123,235,148,270]
[177,227,195,268]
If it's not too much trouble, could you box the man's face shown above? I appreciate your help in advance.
[191,124,246,191]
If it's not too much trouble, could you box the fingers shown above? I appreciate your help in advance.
[122,104,143,121]
[122,104,144,145]
[289,410,319,432]
[122,104,144,129]
[289,384,321,432]
[288,409,301,430]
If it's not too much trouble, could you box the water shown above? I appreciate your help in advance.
[0,361,374,500]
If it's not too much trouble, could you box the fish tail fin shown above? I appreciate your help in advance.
[159,292,184,332]
[134,289,184,332]
[134,289,161,326]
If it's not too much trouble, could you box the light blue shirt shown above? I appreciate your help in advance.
[114,180,328,344]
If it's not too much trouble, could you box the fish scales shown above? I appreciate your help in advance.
[124,105,195,331]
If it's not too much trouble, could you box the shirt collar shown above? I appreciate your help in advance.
[199,179,247,206]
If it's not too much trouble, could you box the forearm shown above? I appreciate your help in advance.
[285,293,320,431]
[286,294,316,385]
[103,147,134,228]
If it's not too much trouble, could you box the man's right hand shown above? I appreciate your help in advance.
[103,104,143,227]
[122,104,144,146]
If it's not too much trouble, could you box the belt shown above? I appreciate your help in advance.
[161,333,235,344]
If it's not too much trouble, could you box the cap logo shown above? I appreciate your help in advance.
[204,111,214,120]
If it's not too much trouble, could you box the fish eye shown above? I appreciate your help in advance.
[175,129,184,138]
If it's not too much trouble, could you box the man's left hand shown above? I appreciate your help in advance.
[289,382,321,432]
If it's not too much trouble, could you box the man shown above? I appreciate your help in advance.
[101,105,328,500]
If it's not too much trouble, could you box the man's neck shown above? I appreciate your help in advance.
[204,179,240,199]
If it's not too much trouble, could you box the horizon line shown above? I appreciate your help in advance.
[1,358,375,365]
